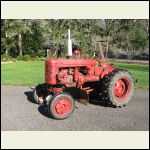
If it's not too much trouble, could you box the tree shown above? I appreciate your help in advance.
[1,19,149,60]
[1,19,17,55]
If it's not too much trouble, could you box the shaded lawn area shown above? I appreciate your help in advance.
[1,60,149,88]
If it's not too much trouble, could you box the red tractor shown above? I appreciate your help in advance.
[33,30,134,120]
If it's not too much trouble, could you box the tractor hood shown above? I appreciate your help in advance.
[45,58,97,68]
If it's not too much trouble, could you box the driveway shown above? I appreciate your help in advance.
[1,86,149,131]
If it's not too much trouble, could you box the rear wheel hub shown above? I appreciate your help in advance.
[114,78,130,100]
[114,80,126,97]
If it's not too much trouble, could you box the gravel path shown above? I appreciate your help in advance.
[1,86,149,131]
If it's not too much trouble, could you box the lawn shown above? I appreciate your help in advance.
[1,60,149,89]
[113,63,149,89]
[1,61,45,86]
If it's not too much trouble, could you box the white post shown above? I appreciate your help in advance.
[47,49,48,58]
[68,29,72,56]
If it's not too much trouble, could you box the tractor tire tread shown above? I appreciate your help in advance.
[98,69,134,107]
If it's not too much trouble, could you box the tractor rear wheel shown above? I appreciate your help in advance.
[98,69,134,107]
[48,92,75,120]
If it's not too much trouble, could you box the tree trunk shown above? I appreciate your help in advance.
[127,48,129,60]
[18,33,22,56]
[5,19,8,54]
[97,41,104,59]
[131,47,135,61]
[106,39,109,59]
[5,32,8,54]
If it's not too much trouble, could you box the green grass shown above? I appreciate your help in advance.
[1,61,149,89]
[113,63,149,89]
[1,61,45,86]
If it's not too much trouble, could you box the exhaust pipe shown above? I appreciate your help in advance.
[67,29,72,57]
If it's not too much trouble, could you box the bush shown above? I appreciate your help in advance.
[17,55,24,61]
[32,55,40,61]
[12,58,17,62]
[23,55,31,61]
[37,49,45,57]
[49,54,57,59]
[1,54,12,62]
[118,54,128,59]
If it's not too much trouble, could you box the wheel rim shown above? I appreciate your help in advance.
[54,98,72,116]
[114,78,130,101]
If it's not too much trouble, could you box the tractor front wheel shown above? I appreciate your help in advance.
[48,92,75,120]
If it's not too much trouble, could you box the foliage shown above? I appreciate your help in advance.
[23,54,31,61]
[1,54,12,62]
[1,19,149,60]
[17,55,24,61]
